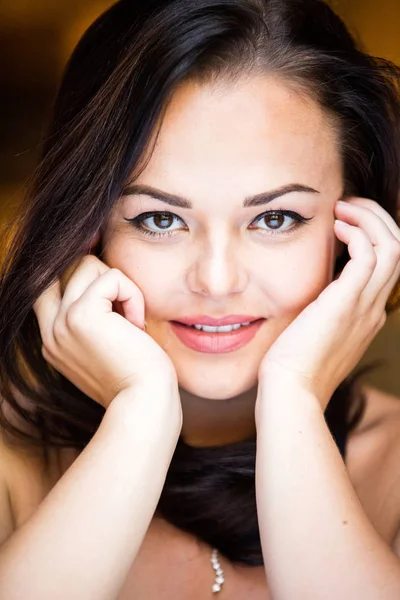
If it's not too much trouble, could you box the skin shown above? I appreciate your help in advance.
[101,74,345,448]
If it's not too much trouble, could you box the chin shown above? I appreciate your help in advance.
[176,363,258,400]
[181,385,241,401]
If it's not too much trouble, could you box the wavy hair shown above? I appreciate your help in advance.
[0,0,399,565]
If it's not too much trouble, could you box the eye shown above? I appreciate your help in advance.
[124,211,185,238]
[249,209,313,236]
[124,209,313,239]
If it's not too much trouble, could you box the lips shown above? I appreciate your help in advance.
[170,318,265,353]
[174,315,262,327]
[175,319,263,329]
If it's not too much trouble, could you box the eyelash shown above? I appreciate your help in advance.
[124,210,313,238]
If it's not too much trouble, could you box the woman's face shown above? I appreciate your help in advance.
[102,75,344,403]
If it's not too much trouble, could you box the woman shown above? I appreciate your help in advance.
[0,0,400,597]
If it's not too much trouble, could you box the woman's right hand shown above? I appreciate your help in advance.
[33,255,179,409]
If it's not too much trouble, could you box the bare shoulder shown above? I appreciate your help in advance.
[357,383,400,430]
[347,383,400,555]
[348,382,400,473]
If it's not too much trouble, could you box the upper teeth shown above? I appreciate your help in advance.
[191,322,251,333]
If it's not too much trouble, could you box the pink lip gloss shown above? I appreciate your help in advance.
[170,319,265,354]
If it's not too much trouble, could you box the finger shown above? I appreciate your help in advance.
[33,279,62,345]
[332,220,377,302]
[58,255,110,318]
[377,260,400,314]
[340,198,400,241]
[335,202,400,305]
[386,277,400,312]
[69,268,146,330]
[335,201,399,246]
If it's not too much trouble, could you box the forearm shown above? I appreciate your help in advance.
[0,382,181,600]
[255,381,400,600]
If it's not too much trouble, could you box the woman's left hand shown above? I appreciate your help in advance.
[258,197,400,411]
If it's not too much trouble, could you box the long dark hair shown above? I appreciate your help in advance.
[0,0,399,566]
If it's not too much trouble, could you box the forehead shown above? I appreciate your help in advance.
[137,75,342,195]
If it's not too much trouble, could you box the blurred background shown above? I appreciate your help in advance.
[0,0,399,395]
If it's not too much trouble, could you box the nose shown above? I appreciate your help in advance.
[186,231,248,297]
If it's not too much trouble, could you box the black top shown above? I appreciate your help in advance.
[334,426,347,460]
[324,389,352,463]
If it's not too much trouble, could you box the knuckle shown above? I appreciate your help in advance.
[69,254,100,277]
[65,303,82,330]
[41,333,57,359]
[41,343,49,361]
[372,309,387,331]
[52,316,69,343]
[41,343,53,362]
[108,267,122,278]
[352,228,369,245]
[362,252,377,270]
[378,311,387,329]
[80,253,99,266]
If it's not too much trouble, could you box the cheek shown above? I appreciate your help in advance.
[102,239,179,310]
[260,231,336,317]
[102,224,337,322]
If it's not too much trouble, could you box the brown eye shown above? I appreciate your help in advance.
[153,214,175,229]
[263,213,285,230]
[249,209,313,237]
[124,211,184,238]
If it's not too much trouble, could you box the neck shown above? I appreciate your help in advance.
[178,385,257,447]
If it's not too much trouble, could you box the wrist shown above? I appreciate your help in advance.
[105,379,183,441]
[258,362,332,411]
[255,376,323,426]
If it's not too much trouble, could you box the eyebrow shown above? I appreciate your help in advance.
[121,183,320,208]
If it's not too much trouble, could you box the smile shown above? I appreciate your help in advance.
[169,319,265,354]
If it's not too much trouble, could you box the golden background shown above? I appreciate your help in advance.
[0,0,399,395]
